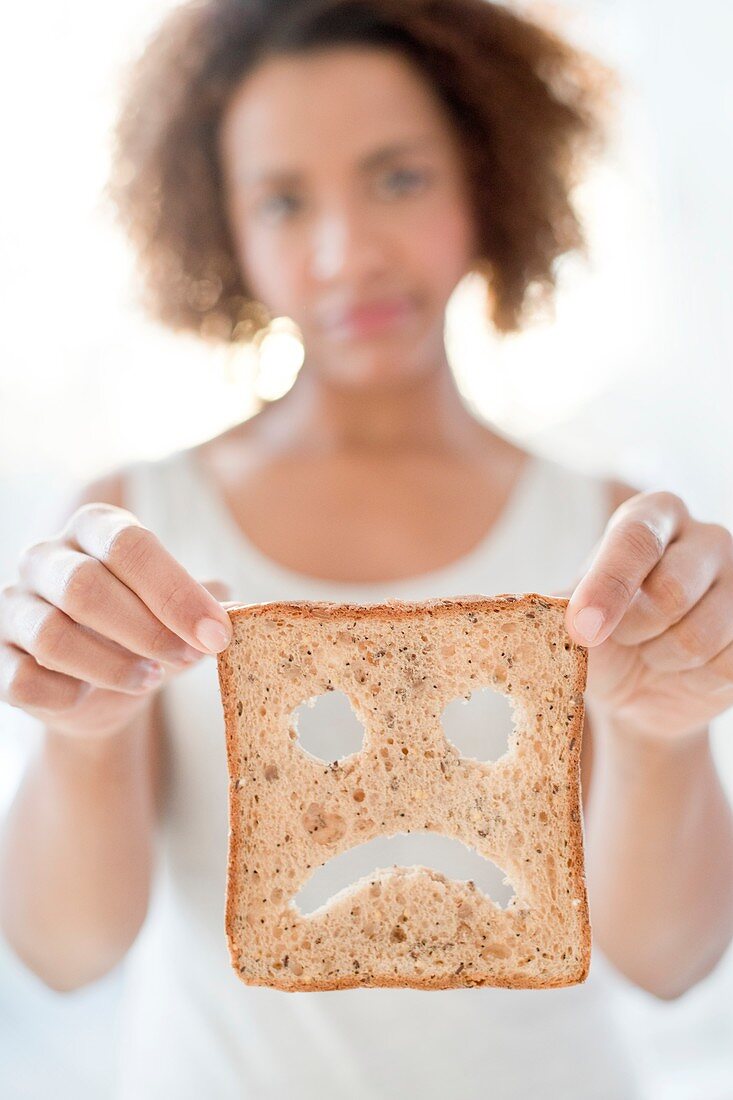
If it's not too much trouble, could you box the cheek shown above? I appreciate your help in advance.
[231,217,303,316]
[404,197,476,299]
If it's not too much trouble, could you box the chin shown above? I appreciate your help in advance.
[309,329,435,389]
[324,353,429,391]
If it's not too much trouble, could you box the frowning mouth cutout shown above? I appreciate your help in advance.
[217,595,591,992]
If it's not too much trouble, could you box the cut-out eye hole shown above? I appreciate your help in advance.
[440,684,514,763]
[292,689,365,764]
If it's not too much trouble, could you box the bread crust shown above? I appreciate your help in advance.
[217,593,590,992]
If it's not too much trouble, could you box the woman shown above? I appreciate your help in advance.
[2,1,732,1097]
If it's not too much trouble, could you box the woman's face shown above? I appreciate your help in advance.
[218,46,479,389]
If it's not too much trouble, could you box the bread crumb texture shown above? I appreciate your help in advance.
[216,593,590,992]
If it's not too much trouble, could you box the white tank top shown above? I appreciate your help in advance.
[113,445,643,1099]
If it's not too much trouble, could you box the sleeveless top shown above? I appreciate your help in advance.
[113,445,643,1100]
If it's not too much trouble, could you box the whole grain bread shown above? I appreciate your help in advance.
[216,593,590,992]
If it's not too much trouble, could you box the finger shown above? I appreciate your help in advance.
[1,587,170,695]
[610,522,722,646]
[566,491,689,647]
[60,504,231,651]
[0,640,92,712]
[18,542,205,667]
[0,578,232,718]
[638,578,733,673]
[661,638,733,700]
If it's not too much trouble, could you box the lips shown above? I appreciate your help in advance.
[323,295,416,339]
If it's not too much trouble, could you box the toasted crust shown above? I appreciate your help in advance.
[216,593,590,992]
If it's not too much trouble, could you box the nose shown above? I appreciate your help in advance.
[310,202,389,282]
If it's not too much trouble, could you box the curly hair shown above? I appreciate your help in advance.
[108,0,617,344]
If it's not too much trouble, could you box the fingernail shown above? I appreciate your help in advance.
[195,617,231,653]
[138,661,165,689]
[573,607,605,644]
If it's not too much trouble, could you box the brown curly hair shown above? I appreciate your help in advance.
[108,0,617,344]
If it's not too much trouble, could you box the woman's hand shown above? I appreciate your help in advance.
[0,502,235,740]
[561,490,733,743]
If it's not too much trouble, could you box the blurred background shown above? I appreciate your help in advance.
[1,0,732,1096]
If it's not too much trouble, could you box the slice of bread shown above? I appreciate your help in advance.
[216,593,590,992]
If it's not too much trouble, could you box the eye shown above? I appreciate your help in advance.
[257,192,302,220]
[377,167,430,198]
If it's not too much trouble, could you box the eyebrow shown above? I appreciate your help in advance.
[241,134,439,187]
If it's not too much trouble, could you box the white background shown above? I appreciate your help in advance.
[1,0,732,1096]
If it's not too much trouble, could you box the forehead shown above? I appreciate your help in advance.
[219,46,455,174]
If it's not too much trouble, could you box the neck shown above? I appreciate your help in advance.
[259,352,486,458]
